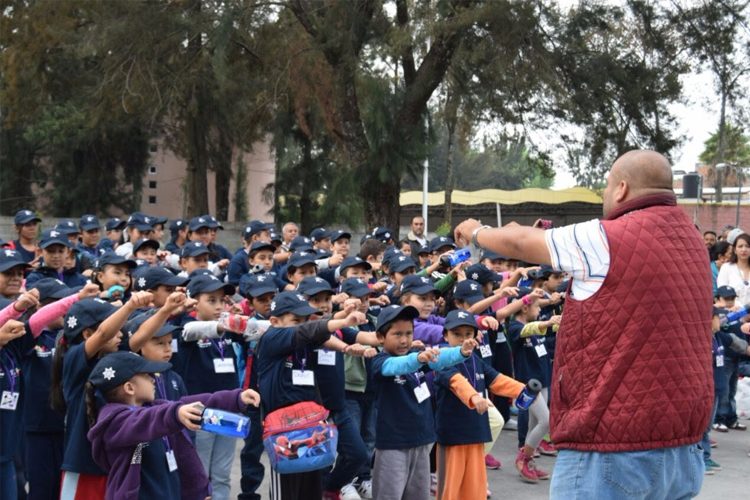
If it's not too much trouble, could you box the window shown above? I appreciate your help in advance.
[148,196,157,204]
[148,181,157,189]
[148,165,157,174]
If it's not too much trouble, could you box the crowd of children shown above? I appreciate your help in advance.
[0,208,745,500]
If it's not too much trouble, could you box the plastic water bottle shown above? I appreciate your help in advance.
[199,406,251,438]
[441,247,471,267]
[723,305,750,325]
[515,379,542,410]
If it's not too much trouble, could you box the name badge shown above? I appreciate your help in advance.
[171,339,178,353]
[317,349,336,366]
[166,449,178,472]
[0,391,19,411]
[495,331,507,343]
[414,382,430,403]
[716,355,724,367]
[535,343,548,357]
[292,369,315,386]
[479,344,492,358]
[213,358,235,374]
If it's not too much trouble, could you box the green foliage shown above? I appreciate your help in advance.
[434,221,453,237]
[700,124,750,166]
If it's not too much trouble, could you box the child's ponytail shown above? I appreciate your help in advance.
[85,381,99,428]
[50,331,77,413]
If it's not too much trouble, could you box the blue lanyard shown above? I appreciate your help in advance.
[0,351,17,393]
[211,338,225,359]
[411,371,423,387]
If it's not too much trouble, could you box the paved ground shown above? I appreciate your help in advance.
[229,419,750,499]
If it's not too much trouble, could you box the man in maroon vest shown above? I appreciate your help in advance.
[455,150,712,498]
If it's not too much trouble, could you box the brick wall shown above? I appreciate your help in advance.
[678,202,750,232]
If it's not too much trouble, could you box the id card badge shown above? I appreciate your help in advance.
[0,391,19,411]
[414,382,430,403]
[213,358,235,374]
[495,331,507,343]
[171,339,178,353]
[166,449,178,472]
[317,349,336,366]
[716,355,724,367]
[479,344,493,358]
[535,343,548,357]
[292,369,315,386]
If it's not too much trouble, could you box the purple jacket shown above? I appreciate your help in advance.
[87,389,246,500]
[413,314,446,345]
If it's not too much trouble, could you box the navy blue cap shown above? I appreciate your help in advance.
[79,215,101,231]
[248,241,275,254]
[309,227,329,242]
[288,251,318,269]
[389,254,417,273]
[187,268,214,279]
[528,265,559,281]
[55,219,80,236]
[399,275,438,296]
[444,309,478,331]
[180,241,210,258]
[125,313,179,340]
[513,286,534,301]
[169,219,187,233]
[452,279,485,305]
[341,278,372,298]
[186,274,235,298]
[204,214,222,230]
[105,218,127,231]
[360,234,373,245]
[376,305,419,333]
[290,236,314,252]
[481,250,507,261]
[89,351,171,393]
[270,291,319,317]
[429,236,456,253]
[64,298,118,340]
[297,276,334,297]
[126,212,154,232]
[243,220,273,240]
[239,273,278,298]
[465,263,501,285]
[382,247,403,265]
[0,249,30,273]
[95,251,137,269]
[372,227,394,243]
[132,238,159,254]
[188,216,212,232]
[340,256,371,274]
[133,267,187,291]
[329,230,351,243]
[14,209,41,225]
[40,229,72,249]
[152,215,168,226]
[716,285,737,298]
[29,278,79,301]
[416,245,430,255]
[269,230,282,244]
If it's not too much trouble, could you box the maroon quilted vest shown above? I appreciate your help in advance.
[550,193,713,452]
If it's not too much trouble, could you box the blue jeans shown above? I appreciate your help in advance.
[700,396,719,462]
[550,444,704,500]
[1,459,17,500]
[716,357,739,426]
[323,409,369,491]
[344,393,377,480]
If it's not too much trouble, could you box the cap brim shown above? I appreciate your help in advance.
[16,216,41,224]
[247,286,278,297]
[331,232,352,242]
[461,293,486,306]
[157,275,189,287]
[153,324,180,338]
[40,240,72,249]
[409,285,439,296]
[377,306,420,332]
[301,287,333,297]
[345,286,372,298]
[49,286,80,300]
[0,261,31,272]
[184,250,210,258]
[130,223,153,231]
[80,224,100,231]
[290,304,320,316]
[445,319,478,331]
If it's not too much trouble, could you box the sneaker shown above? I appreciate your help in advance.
[515,449,539,484]
[704,466,715,476]
[729,421,747,431]
[323,491,342,500]
[504,418,518,430]
[487,488,492,497]
[710,439,718,448]
[538,440,558,456]
[485,453,502,469]
[712,423,729,433]
[357,480,372,499]
[705,458,722,471]
[340,483,361,500]
[532,460,551,480]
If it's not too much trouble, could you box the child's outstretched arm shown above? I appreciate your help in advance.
[427,339,478,370]
[0,289,40,326]
[488,373,525,399]
[178,388,260,431]
[28,284,99,337]
[447,373,495,414]
[84,292,153,358]
[518,315,561,338]
[129,292,187,351]
[380,339,477,376]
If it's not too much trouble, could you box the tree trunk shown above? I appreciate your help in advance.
[715,90,728,203]
[444,89,459,228]
[213,127,233,221]
[184,101,210,216]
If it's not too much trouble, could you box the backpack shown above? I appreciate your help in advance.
[262,401,338,474]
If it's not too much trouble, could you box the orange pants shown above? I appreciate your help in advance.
[436,443,487,500]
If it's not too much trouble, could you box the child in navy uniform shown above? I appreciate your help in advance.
[51,292,152,499]
[91,252,137,302]
[370,305,478,500]
[9,209,41,263]
[85,351,261,500]
[25,229,87,289]
[255,291,368,500]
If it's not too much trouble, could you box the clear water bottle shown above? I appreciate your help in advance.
[441,247,471,267]
[197,405,251,438]
[515,379,542,410]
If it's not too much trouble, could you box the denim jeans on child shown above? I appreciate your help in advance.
[323,409,369,491]
[344,393,377,481]
[550,444,704,500]
[716,357,739,426]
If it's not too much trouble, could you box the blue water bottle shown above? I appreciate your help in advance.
[199,406,251,438]
[441,247,471,267]
[723,305,749,324]
[515,379,542,410]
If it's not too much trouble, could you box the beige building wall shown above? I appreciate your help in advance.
[140,138,275,222]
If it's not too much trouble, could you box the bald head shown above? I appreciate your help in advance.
[602,150,674,218]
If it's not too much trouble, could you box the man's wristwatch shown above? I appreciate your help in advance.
[471,225,491,248]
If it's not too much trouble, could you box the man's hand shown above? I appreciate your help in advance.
[470,393,494,414]
[14,289,40,312]
[454,219,484,247]
[460,338,479,357]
